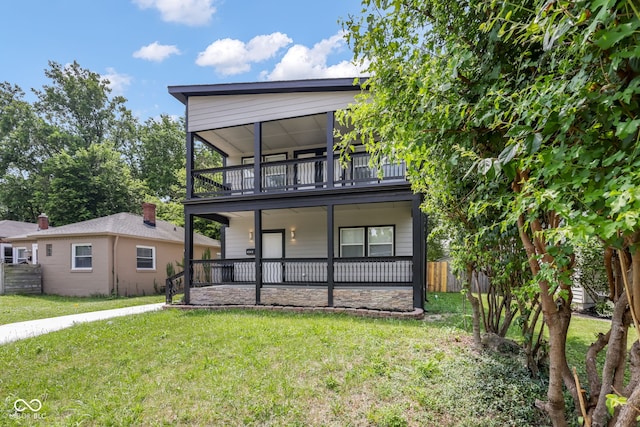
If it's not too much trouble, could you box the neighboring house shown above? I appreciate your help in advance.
[168,78,426,312]
[6,204,220,297]
[0,215,50,264]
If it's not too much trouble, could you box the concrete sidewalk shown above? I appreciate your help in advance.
[0,303,165,345]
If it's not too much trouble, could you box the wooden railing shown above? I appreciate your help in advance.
[190,153,406,197]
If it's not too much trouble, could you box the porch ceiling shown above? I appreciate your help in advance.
[219,201,412,219]
[195,113,351,157]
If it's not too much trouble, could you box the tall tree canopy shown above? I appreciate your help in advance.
[341,0,639,425]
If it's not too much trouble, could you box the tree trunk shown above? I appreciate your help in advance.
[604,246,617,301]
[466,264,482,349]
[591,294,631,426]
[537,301,574,427]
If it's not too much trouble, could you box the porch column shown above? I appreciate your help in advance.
[326,111,334,189]
[412,195,425,309]
[186,132,194,198]
[254,209,262,304]
[254,122,262,193]
[327,203,334,306]
[184,212,194,304]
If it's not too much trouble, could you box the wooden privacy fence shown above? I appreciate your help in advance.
[0,263,42,295]
[426,261,490,293]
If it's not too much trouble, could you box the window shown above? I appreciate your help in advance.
[136,246,155,270]
[340,228,365,257]
[340,226,394,257]
[368,226,394,256]
[15,247,27,264]
[72,244,92,270]
[46,244,52,257]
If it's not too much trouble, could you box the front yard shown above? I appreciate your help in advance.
[0,292,615,426]
[0,294,163,325]
[1,303,548,426]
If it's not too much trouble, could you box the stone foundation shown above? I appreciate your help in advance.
[260,287,328,307]
[333,288,414,312]
[187,285,414,312]
[190,285,256,305]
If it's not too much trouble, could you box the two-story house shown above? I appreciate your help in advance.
[168,78,425,312]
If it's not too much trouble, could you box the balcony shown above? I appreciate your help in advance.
[191,152,407,198]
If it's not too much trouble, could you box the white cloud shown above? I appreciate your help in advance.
[265,32,366,81]
[133,0,216,26]
[196,32,292,76]
[102,68,132,95]
[133,41,181,62]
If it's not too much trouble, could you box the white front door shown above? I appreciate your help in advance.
[31,244,38,264]
[262,231,283,283]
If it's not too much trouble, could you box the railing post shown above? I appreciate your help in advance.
[165,278,172,304]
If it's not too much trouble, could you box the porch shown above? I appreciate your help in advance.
[168,256,414,311]
[180,200,425,312]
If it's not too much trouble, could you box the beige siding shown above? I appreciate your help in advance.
[113,237,218,296]
[37,235,219,297]
[39,237,112,296]
[188,92,357,132]
[224,203,413,259]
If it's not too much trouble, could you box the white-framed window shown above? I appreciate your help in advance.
[72,243,92,270]
[136,245,156,270]
[340,228,365,257]
[368,226,394,257]
[14,247,28,264]
[339,225,395,257]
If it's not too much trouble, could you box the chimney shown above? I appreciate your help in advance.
[142,203,156,227]
[38,213,49,230]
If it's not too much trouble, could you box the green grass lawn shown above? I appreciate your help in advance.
[0,292,621,426]
[1,306,548,426]
[0,294,164,325]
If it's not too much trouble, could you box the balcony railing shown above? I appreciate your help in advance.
[190,256,413,287]
[191,152,406,198]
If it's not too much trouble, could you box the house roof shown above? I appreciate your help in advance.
[168,77,365,105]
[8,213,219,247]
[0,220,43,240]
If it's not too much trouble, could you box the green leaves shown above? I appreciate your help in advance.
[593,18,640,50]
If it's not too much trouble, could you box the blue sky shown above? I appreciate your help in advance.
[0,0,366,120]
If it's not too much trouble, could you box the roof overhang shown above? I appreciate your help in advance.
[168,77,367,105]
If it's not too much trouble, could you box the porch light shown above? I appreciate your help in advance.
[249,231,254,241]
[291,230,296,240]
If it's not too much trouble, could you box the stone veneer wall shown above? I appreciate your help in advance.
[190,286,256,305]
[188,285,414,312]
[261,287,328,307]
[333,288,414,312]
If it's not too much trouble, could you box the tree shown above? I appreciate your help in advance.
[33,61,131,150]
[38,143,144,225]
[341,0,640,425]
[137,115,186,199]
